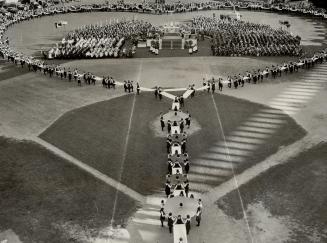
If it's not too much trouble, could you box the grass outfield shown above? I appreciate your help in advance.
[216,143,327,242]
[0,137,138,243]
[182,92,306,187]
[41,93,173,195]
[40,92,306,194]
[0,60,30,82]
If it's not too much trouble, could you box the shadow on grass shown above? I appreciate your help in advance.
[217,143,327,243]
[40,92,305,195]
[0,137,138,243]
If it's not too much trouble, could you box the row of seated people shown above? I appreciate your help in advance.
[1,0,326,46]
[47,20,158,59]
[188,16,302,57]
[48,37,125,59]
[211,44,302,57]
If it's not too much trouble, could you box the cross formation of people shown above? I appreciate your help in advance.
[158,97,202,243]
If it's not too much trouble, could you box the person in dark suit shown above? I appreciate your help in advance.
[68,70,72,82]
[181,140,186,154]
[179,96,184,107]
[160,117,165,131]
[196,207,202,226]
[238,74,242,85]
[253,73,257,84]
[111,78,116,89]
[184,159,189,174]
[185,116,190,128]
[168,161,173,174]
[130,81,134,92]
[136,82,140,94]
[190,87,195,98]
[160,208,166,227]
[187,113,192,128]
[212,82,216,93]
[234,78,238,89]
[185,215,191,234]
[127,81,131,93]
[102,76,106,88]
[124,81,127,92]
[218,79,223,91]
[91,75,96,85]
[167,120,172,134]
[180,119,184,133]
[184,180,189,197]
[165,181,171,197]
[167,213,174,233]
[154,87,158,99]
[166,139,172,153]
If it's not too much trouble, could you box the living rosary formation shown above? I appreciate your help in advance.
[0,0,327,242]
[159,97,201,243]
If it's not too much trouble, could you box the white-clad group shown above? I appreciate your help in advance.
[48,20,159,59]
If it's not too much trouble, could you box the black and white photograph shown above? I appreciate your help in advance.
[0,0,326,242]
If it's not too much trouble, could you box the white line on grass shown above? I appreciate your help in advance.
[200,56,254,242]
[111,60,143,224]
[32,137,145,203]
[210,94,256,243]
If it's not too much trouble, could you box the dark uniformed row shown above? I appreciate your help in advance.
[158,100,203,238]
[200,52,327,93]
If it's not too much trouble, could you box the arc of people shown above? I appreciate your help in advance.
[2,0,327,99]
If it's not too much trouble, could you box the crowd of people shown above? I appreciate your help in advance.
[200,50,327,91]
[1,1,327,91]
[190,16,302,57]
[158,98,203,240]
[1,2,327,242]
[48,20,159,59]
